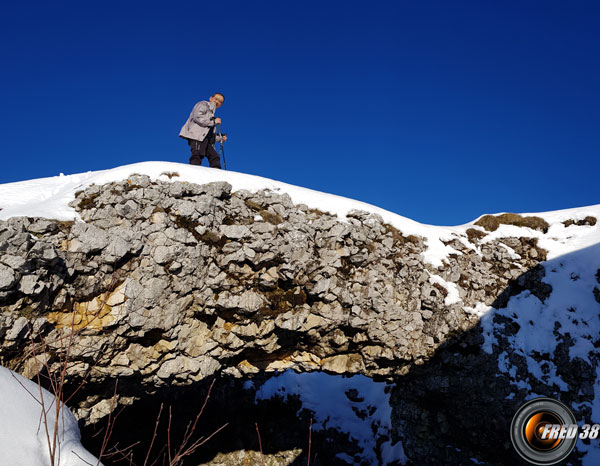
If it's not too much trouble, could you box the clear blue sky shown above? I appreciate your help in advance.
[1,1,598,225]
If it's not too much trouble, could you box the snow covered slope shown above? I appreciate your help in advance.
[0,366,101,466]
[1,161,598,266]
[0,162,598,465]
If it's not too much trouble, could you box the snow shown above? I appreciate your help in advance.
[579,367,600,463]
[2,161,597,269]
[0,366,101,466]
[255,371,407,464]
[1,161,599,464]
[481,242,600,381]
[2,161,598,268]
[428,273,461,306]
[479,204,600,262]
[0,161,474,268]
[476,210,600,464]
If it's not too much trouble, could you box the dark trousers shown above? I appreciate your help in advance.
[188,134,221,169]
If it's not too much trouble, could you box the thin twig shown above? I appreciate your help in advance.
[169,379,216,463]
[167,406,173,464]
[170,422,229,464]
[96,380,121,465]
[143,403,164,466]
[72,451,95,466]
[307,418,313,466]
[255,422,265,466]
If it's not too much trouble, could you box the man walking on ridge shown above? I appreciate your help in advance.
[179,93,227,168]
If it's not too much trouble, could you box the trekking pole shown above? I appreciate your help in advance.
[217,124,227,170]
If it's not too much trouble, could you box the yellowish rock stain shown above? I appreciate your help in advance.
[47,285,126,330]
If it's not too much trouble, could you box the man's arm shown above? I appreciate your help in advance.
[191,101,216,127]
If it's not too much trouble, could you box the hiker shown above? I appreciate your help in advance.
[179,93,227,168]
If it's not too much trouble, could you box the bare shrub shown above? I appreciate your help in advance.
[475,213,549,233]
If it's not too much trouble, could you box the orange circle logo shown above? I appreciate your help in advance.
[510,398,578,465]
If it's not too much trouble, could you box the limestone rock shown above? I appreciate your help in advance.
[1,176,587,466]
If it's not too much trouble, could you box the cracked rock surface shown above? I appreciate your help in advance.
[1,175,598,465]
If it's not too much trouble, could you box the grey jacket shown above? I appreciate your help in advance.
[179,100,217,142]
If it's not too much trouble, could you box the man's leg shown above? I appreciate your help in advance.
[189,151,204,166]
[206,144,222,169]
[188,140,204,166]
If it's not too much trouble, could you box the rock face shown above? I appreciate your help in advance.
[0,175,598,465]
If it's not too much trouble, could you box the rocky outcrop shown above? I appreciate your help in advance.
[0,174,598,465]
